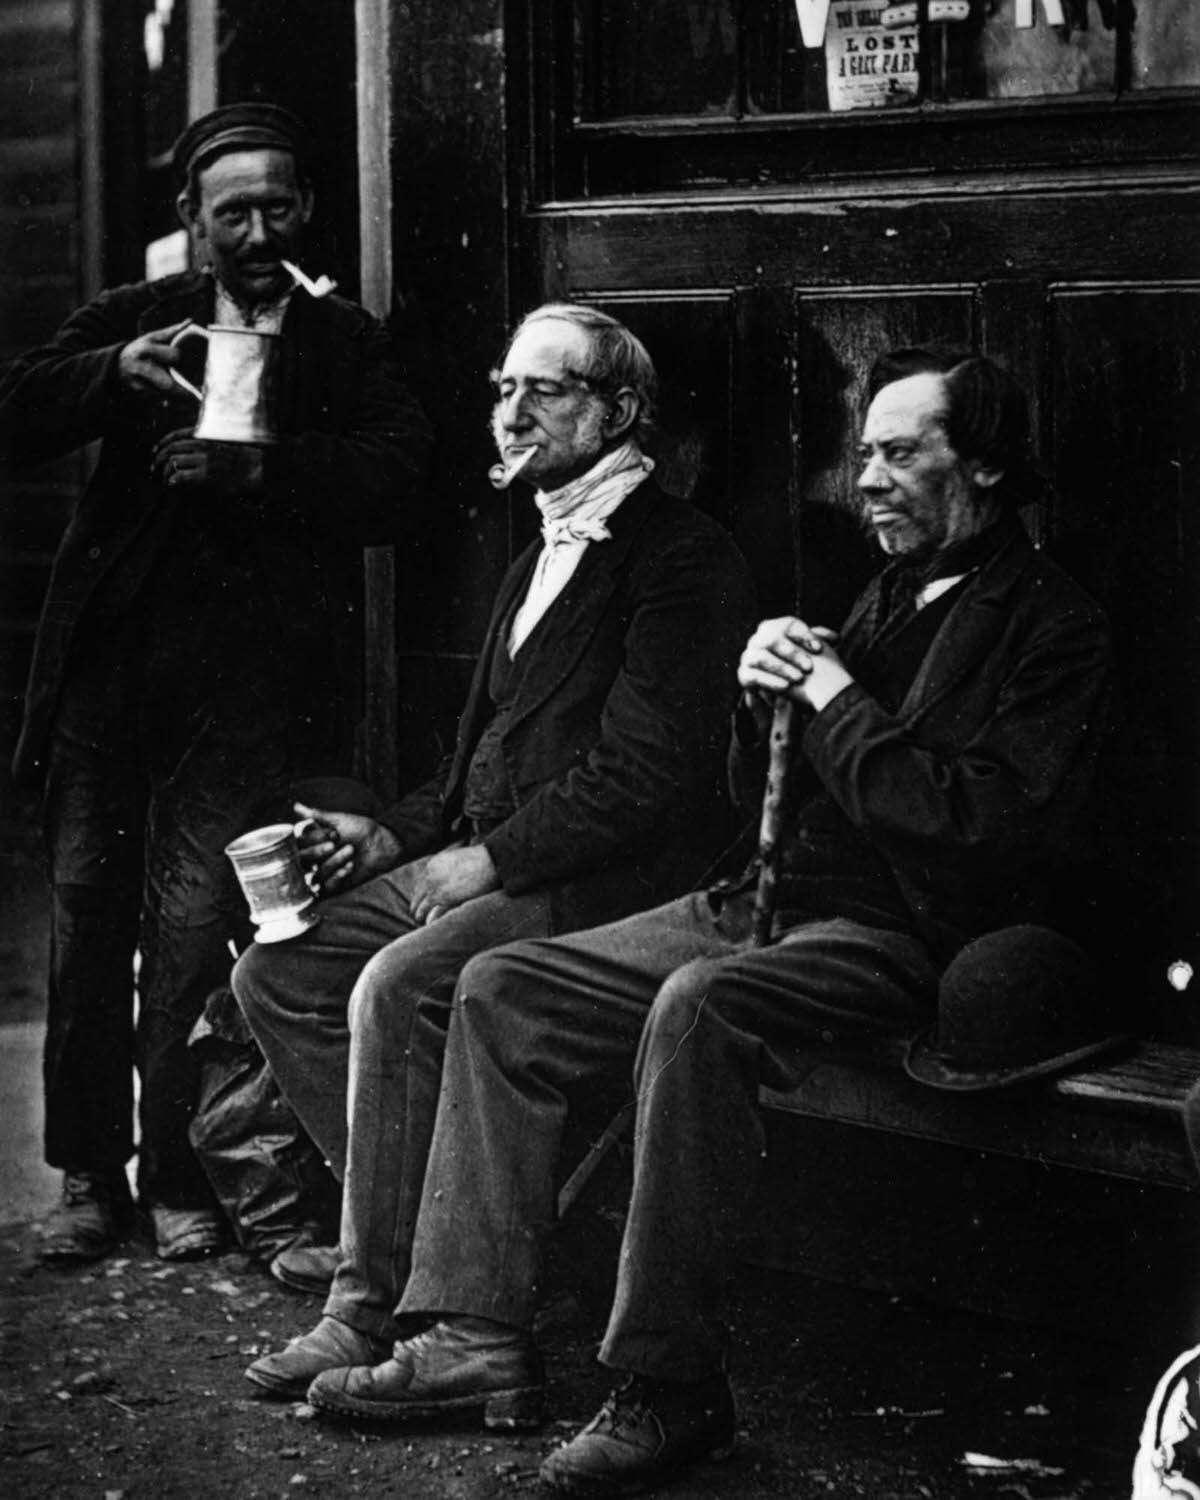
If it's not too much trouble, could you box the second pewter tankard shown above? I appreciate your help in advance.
[168,323,282,445]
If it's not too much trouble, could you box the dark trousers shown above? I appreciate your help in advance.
[400,890,940,1379]
[42,637,334,1208]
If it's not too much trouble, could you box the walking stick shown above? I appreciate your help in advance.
[750,695,796,948]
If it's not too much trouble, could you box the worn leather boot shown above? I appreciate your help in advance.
[307,1316,544,1429]
[540,1371,736,1495]
[270,1241,340,1295]
[40,1171,133,1265]
[151,1205,225,1262]
[245,1316,391,1399]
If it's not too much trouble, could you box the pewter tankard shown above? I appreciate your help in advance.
[224,822,319,944]
[168,323,282,445]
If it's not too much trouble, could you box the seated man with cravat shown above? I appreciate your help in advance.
[234,302,756,1396]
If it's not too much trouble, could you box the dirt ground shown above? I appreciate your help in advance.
[0,1194,1180,1500]
[0,839,1190,1500]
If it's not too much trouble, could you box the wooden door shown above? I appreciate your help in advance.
[505,0,1200,1033]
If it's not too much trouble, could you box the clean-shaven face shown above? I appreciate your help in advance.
[857,371,981,560]
[190,148,311,308]
[490,319,612,490]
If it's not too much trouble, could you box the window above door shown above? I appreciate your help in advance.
[517,0,1200,198]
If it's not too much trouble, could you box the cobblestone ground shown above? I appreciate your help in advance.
[0,1201,1169,1500]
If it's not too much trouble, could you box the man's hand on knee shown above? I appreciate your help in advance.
[293,803,401,896]
[411,846,500,924]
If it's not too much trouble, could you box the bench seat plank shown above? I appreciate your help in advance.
[1056,1042,1200,1112]
[760,1042,1197,1191]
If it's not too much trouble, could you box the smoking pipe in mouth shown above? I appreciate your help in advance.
[488,447,536,490]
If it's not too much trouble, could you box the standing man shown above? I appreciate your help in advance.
[0,104,431,1263]
[297,348,1113,1499]
[235,303,755,1395]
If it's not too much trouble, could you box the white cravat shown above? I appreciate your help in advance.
[508,442,654,654]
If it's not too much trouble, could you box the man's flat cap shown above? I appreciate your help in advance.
[172,102,309,181]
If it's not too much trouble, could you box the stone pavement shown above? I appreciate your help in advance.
[1,1020,58,1231]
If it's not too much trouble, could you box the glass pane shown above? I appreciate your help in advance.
[754,0,1121,114]
[974,1,1117,99]
[576,1,1187,124]
[576,0,739,119]
[1132,0,1200,89]
[143,0,190,159]
[751,0,923,114]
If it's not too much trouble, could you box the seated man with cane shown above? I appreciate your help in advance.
[295,346,1115,1498]
[234,303,755,1394]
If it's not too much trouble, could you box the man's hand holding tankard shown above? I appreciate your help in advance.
[291,803,402,898]
[116,321,191,395]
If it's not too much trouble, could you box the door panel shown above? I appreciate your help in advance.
[579,291,738,517]
[1046,285,1200,1021]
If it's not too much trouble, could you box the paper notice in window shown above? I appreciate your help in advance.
[825,1,920,112]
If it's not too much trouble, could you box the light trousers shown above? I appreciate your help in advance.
[233,854,553,1338]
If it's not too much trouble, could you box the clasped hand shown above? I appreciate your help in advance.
[737,616,853,715]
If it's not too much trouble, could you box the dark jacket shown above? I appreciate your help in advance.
[377,480,757,932]
[737,523,1113,960]
[0,270,432,785]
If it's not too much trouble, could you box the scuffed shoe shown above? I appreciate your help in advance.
[245,1315,391,1399]
[40,1171,132,1265]
[307,1316,544,1429]
[270,1241,340,1295]
[540,1372,736,1495]
[151,1205,226,1262]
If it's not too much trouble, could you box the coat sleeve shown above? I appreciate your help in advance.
[482,528,756,893]
[0,288,140,464]
[802,599,1112,877]
[373,751,458,865]
[260,314,432,547]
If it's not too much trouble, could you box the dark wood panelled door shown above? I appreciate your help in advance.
[509,0,1200,1032]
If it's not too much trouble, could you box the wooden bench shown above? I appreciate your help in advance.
[558,1040,1199,1221]
[760,1039,1199,1191]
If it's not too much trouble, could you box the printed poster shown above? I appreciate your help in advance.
[824,0,920,113]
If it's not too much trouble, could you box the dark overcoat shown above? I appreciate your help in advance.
[377,480,757,932]
[795,522,1114,959]
[0,270,432,785]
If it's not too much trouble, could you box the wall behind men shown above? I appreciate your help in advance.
[0,0,86,839]
[379,0,513,794]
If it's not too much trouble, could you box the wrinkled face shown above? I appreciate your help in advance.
[184,148,312,308]
[857,372,982,560]
[490,319,614,490]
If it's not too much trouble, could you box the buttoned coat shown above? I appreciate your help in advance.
[377,480,757,931]
[0,270,431,785]
[728,521,1112,961]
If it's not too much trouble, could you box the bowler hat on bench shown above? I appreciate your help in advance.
[904,924,1130,1091]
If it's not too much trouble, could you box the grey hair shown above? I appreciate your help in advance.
[502,302,658,445]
